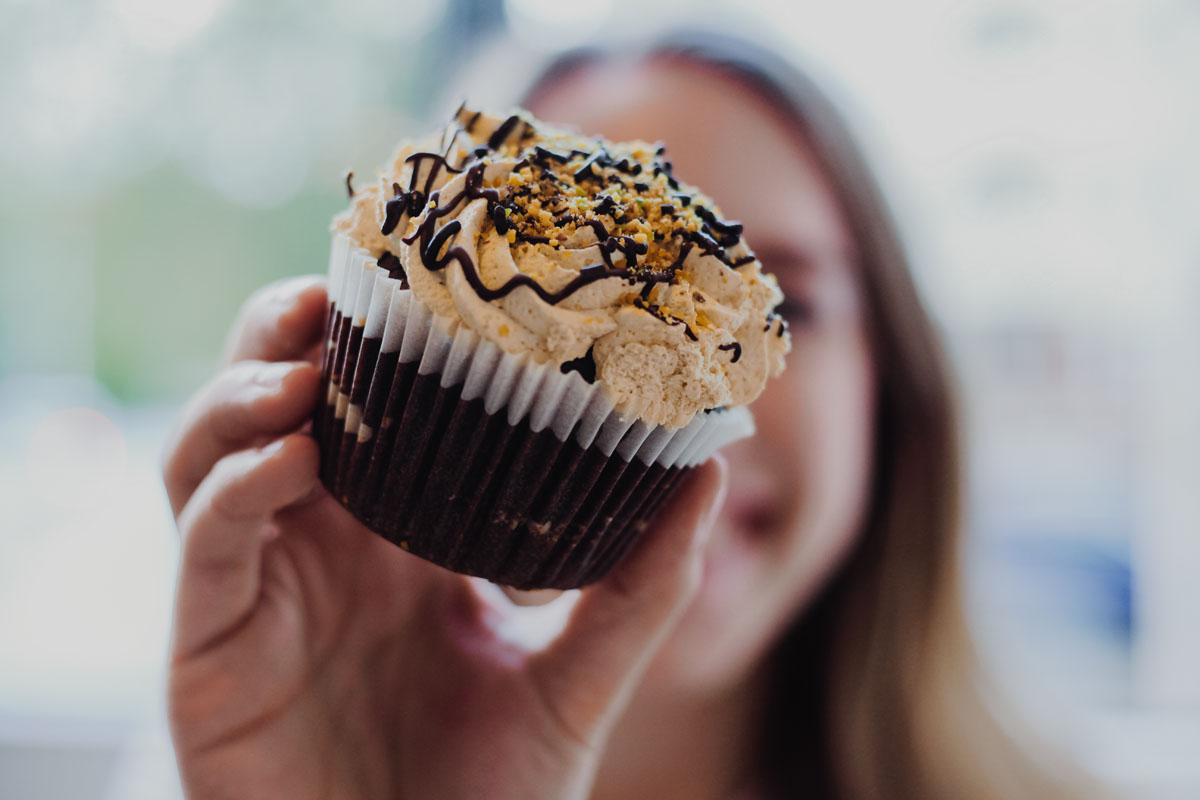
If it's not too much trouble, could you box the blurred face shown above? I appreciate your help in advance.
[529,60,875,691]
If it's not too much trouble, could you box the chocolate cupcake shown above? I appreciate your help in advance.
[315,106,790,589]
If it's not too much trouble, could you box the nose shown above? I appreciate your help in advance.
[715,438,779,535]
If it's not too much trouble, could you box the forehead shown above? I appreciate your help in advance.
[525,59,853,266]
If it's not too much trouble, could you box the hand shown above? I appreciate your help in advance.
[162,276,728,799]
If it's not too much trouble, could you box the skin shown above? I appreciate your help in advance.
[163,61,873,799]
[528,61,876,799]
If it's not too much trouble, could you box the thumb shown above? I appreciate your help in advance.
[527,456,727,743]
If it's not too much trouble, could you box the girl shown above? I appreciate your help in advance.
[162,30,1106,799]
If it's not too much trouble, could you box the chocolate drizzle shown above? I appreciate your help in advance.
[573,149,606,183]
[533,145,570,165]
[491,205,509,235]
[594,195,618,217]
[370,108,786,349]
[763,313,788,337]
[421,228,632,304]
[380,152,467,237]
[407,152,462,198]
[597,234,648,272]
[653,160,680,190]
[694,205,743,237]
[376,251,408,287]
[401,162,638,305]
[487,114,525,150]
[560,346,597,383]
[688,229,723,257]
[633,297,698,341]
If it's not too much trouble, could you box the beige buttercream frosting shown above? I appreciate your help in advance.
[333,107,790,429]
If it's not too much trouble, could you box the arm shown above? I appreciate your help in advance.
[161,276,727,800]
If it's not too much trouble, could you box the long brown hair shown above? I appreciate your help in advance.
[522,30,1108,800]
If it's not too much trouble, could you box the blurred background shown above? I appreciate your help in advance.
[1,0,1198,797]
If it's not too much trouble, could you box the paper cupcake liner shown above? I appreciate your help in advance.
[315,235,753,588]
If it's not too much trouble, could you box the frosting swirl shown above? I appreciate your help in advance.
[333,106,790,429]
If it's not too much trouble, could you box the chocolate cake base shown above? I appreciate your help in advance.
[316,352,689,589]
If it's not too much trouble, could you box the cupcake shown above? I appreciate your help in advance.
[315,106,790,589]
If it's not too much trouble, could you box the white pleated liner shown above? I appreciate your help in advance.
[342,272,402,434]
[331,263,384,424]
[323,240,377,407]
[326,235,754,469]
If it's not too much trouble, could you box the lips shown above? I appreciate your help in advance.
[720,481,782,540]
[695,482,778,604]
[699,517,759,608]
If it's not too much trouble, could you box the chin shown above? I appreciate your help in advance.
[640,513,794,693]
[641,604,772,694]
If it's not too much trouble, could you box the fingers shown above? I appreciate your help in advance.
[163,360,322,517]
[172,434,319,659]
[501,587,564,607]
[222,276,327,366]
[271,491,461,626]
[527,456,728,742]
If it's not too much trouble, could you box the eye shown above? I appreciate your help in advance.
[774,295,815,326]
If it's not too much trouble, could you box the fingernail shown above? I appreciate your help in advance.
[296,480,326,506]
[696,458,729,547]
[252,361,299,389]
[259,438,287,458]
[501,587,564,607]
[277,276,326,309]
